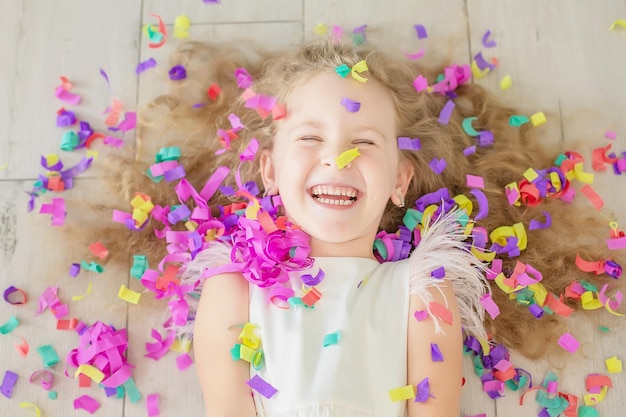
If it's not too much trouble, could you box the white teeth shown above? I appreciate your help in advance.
[311,185,358,198]
[317,198,355,206]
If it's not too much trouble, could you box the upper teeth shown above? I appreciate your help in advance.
[311,185,358,198]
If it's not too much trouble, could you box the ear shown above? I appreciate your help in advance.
[259,149,278,194]
[390,157,414,206]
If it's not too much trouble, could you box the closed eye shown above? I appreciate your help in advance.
[299,136,322,142]
[354,139,375,145]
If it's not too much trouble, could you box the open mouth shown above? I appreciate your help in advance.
[309,185,359,206]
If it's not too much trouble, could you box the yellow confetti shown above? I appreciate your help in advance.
[453,194,473,216]
[313,23,328,36]
[239,323,260,350]
[20,403,42,417]
[45,153,59,166]
[388,384,415,401]
[584,386,608,406]
[609,19,626,30]
[72,281,93,301]
[350,60,369,83]
[500,75,512,90]
[174,15,191,39]
[523,168,539,182]
[581,291,604,310]
[529,283,548,306]
[530,111,546,127]
[170,337,191,353]
[86,150,99,160]
[471,60,490,79]
[606,356,622,373]
[470,245,496,262]
[0,164,8,171]
[74,364,105,383]
[335,147,360,169]
[118,284,142,304]
[573,162,594,184]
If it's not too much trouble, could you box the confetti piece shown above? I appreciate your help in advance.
[173,15,190,39]
[335,147,360,169]
[431,343,444,361]
[482,29,497,47]
[20,403,42,417]
[39,197,66,226]
[530,111,546,127]
[323,331,342,347]
[462,117,479,136]
[413,74,429,92]
[15,336,29,357]
[88,242,109,260]
[147,14,167,48]
[3,286,27,305]
[207,83,221,100]
[499,75,512,90]
[301,287,322,307]
[48,391,57,400]
[0,315,19,334]
[36,344,60,367]
[73,394,100,414]
[389,384,415,401]
[147,393,160,417]
[466,174,485,189]
[480,293,500,319]
[313,23,328,36]
[431,266,446,279]
[414,310,428,321]
[429,157,447,174]
[340,97,361,112]
[397,136,421,151]
[136,58,157,74]
[350,59,369,83]
[71,280,93,301]
[579,406,600,417]
[580,184,604,210]
[609,19,626,30]
[415,377,434,402]
[247,375,278,399]
[414,24,428,39]
[335,64,350,78]
[74,364,105,384]
[1,370,18,398]
[558,332,579,353]
[605,130,617,139]
[169,65,187,81]
[438,99,455,124]
[605,356,622,373]
[428,301,453,325]
[116,284,141,304]
[509,115,529,127]
[176,353,193,371]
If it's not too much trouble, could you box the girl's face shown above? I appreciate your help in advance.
[261,71,413,258]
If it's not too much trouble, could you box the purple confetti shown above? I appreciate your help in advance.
[340,97,361,112]
[247,375,278,399]
[100,67,110,87]
[136,58,157,74]
[429,157,447,174]
[474,52,496,71]
[414,24,428,39]
[431,266,445,279]
[482,30,497,48]
[463,145,477,156]
[438,99,455,125]
[397,137,421,150]
[431,343,444,362]
[169,65,187,81]
[415,377,434,402]
[529,211,552,230]
[1,370,18,398]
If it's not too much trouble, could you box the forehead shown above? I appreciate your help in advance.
[279,71,397,130]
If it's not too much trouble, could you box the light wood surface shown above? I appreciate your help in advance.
[1,1,624,416]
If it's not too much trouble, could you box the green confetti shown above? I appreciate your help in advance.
[0,315,19,334]
[36,344,60,368]
[509,115,530,127]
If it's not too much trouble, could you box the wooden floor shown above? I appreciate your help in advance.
[1,1,625,416]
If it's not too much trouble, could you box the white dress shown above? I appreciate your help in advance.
[245,215,489,417]
[249,256,410,417]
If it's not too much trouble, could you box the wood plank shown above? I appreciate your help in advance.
[467,1,626,416]
[0,179,129,417]
[0,0,142,181]
[142,0,302,25]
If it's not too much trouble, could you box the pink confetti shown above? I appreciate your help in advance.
[73,394,100,414]
[413,75,429,92]
[605,130,617,140]
[607,236,626,250]
[558,332,579,353]
[39,197,66,226]
[176,353,193,371]
[466,174,485,189]
[147,393,160,417]
[480,293,500,319]
[145,328,176,360]
[414,310,428,321]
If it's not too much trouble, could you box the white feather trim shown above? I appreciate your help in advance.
[174,242,233,339]
[409,209,490,339]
